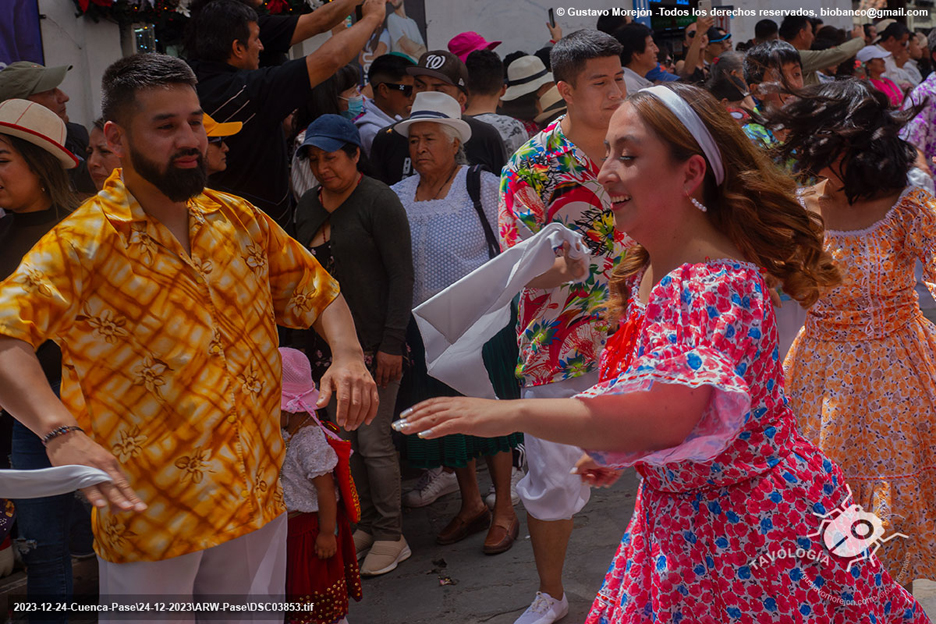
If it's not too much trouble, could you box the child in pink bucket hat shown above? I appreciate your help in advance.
[279,347,361,624]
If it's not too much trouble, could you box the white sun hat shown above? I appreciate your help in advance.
[0,99,78,169]
[501,55,554,102]
[393,91,472,143]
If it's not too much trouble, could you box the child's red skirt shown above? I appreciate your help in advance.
[286,508,362,624]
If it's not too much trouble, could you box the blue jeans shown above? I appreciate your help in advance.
[10,420,80,623]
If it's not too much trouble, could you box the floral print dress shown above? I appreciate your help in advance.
[785,186,936,585]
[579,260,926,624]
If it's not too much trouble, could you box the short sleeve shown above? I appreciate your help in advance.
[576,265,769,469]
[0,223,88,349]
[245,59,313,122]
[253,202,340,328]
[292,425,338,480]
[498,151,547,249]
[903,189,936,303]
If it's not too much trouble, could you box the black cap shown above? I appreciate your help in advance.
[707,27,731,43]
[407,50,470,93]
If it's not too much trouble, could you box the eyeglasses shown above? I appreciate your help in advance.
[379,82,414,97]
[207,136,226,145]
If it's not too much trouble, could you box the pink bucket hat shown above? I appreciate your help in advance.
[279,347,320,414]
[448,31,502,62]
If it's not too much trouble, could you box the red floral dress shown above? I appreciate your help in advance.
[579,260,927,624]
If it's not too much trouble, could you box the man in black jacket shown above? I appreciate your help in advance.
[187,0,383,230]
[369,50,507,185]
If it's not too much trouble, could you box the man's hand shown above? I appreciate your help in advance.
[374,351,403,389]
[45,431,147,513]
[547,22,563,42]
[361,0,386,26]
[851,25,864,41]
[317,353,379,430]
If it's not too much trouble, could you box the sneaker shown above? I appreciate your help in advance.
[360,536,411,577]
[402,467,459,508]
[514,592,568,624]
[485,467,524,509]
[352,529,374,561]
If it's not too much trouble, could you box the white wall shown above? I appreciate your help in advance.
[424,0,856,58]
[38,0,122,129]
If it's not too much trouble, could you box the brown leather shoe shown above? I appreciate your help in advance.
[482,516,520,555]
[436,507,492,545]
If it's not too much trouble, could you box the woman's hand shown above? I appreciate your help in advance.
[394,397,520,439]
[572,452,622,488]
[374,351,403,389]
[315,531,338,559]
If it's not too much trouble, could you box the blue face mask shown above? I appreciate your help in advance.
[342,95,364,120]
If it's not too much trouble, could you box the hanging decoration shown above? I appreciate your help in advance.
[72,0,318,23]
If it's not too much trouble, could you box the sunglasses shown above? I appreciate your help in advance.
[207,136,226,145]
[380,82,414,97]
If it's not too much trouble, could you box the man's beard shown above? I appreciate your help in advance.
[129,144,207,203]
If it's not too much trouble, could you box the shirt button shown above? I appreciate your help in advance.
[240,490,249,499]
[227,415,237,424]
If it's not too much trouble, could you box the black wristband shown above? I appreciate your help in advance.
[41,425,85,447]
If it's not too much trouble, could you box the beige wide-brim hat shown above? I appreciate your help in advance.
[502,55,553,102]
[0,99,78,169]
[534,85,567,124]
[393,91,472,143]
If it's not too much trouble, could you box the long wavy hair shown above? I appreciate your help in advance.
[605,83,840,322]
[767,80,920,204]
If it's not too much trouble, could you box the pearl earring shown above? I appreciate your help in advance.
[690,197,708,213]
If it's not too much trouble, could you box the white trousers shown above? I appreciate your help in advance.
[516,373,599,521]
[98,514,288,623]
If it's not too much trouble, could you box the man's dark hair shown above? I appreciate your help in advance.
[368,53,415,86]
[101,53,197,126]
[863,23,876,40]
[779,16,810,42]
[550,29,623,86]
[187,0,257,63]
[465,50,504,96]
[743,40,801,85]
[614,23,653,66]
[754,19,778,41]
[502,50,529,78]
[596,14,628,35]
[879,22,911,44]
[534,46,553,71]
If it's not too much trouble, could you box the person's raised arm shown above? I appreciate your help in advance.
[312,294,380,430]
[291,0,362,45]
[0,337,146,512]
[305,0,385,88]
[679,16,713,79]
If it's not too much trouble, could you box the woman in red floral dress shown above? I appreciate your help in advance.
[397,84,930,623]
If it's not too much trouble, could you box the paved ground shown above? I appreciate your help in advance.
[347,468,641,624]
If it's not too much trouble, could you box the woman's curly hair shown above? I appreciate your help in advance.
[605,84,840,323]
[766,79,921,204]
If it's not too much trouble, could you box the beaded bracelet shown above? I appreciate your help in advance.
[41,425,85,447]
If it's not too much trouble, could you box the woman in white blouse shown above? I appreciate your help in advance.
[391,92,522,556]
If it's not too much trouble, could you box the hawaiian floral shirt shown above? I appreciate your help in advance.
[0,171,339,563]
[499,117,631,388]
[901,72,936,167]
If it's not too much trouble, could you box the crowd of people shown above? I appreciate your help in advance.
[1,2,936,623]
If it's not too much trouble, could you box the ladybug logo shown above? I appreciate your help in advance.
[808,485,908,571]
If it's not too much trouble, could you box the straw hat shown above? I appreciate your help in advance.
[0,99,78,169]
[534,85,567,124]
[502,56,553,102]
[393,91,471,143]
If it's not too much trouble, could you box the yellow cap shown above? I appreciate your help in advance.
[204,113,242,138]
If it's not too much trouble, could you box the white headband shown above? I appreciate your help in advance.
[640,85,725,186]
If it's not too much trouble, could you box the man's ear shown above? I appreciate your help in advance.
[556,80,574,106]
[229,38,243,64]
[103,120,127,160]
[498,84,507,98]
[457,90,468,108]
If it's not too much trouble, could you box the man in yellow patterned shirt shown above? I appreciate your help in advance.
[0,54,378,607]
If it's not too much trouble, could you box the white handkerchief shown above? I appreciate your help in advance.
[413,222,589,399]
[0,465,113,498]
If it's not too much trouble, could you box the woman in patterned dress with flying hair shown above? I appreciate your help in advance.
[776,79,936,590]
[395,83,929,623]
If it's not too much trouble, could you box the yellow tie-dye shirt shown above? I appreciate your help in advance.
[0,171,339,563]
